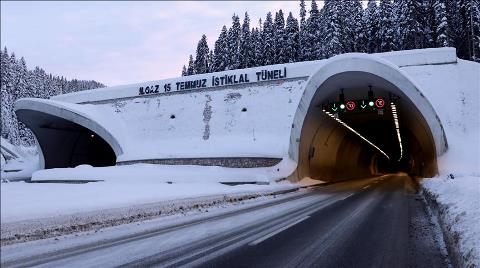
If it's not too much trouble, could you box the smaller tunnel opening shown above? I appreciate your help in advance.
[296,71,438,182]
[16,109,116,169]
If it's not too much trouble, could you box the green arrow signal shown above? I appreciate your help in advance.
[360,100,367,109]
[331,103,338,112]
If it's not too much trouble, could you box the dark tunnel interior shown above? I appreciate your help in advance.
[15,109,116,169]
[296,71,438,182]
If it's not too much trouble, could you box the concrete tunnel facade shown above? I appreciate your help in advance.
[16,48,470,182]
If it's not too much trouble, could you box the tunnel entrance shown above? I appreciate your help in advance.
[15,109,116,169]
[293,71,438,182]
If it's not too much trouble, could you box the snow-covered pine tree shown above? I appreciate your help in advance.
[51,76,62,96]
[471,0,480,61]
[254,18,265,67]
[16,57,28,99]
[212,25,228,72]
[181,65,187,76]
[322,0,344,58]
[299,0,306,26]
[457,0,480,61]
[4,52,20,145]
[0,48,14,143]
[44,73,55,96]
[252,27,264,67]
[297,0,308,61]
[207,50,214,72]
[378,0,396,52]
[391,0,403,50]
[274,9,287,64]
[363,0,381,53]
[14,57,34,146]
[396,0,424,50]
[263,12,276,66]
[239,12,252,69]
[445,0,461,52]
[303,0,321,60]
[187,55,195,75]
[8,52,19,102]
[32,67,47,97]
[250,28,258,66]
[340,0,364,53]
[419,0,437,48]
[60,76,67,95]
[226,14,241,70]
[284,12,300,63]
[194,34,209,74]
[434,0,450,47]
[68,78,79,94]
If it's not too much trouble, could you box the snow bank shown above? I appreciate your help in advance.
[31,158,297,183]
[0,142,40,181]
[1,179,298,224]
[422,175,480,267]
[0,155,39,181]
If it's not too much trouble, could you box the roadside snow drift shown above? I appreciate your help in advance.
[422,175,480,267]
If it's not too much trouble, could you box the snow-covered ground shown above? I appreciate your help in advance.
[0,139,40,182]
[1,179,297,224]
[1,175,300,245]
[422,174,480,267]
[1,145,299,244]
[31,158,296,184]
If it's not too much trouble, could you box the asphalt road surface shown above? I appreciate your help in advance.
[1,174,451,268]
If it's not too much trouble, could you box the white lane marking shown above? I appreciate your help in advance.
[342,193,354,200]
[362,185,371,190]
[248,216,310,246]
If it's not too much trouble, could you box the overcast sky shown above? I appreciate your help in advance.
[0,1,312,86]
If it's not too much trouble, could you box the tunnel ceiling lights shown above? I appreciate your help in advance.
[323,110,390,160]
[390,103,403,161]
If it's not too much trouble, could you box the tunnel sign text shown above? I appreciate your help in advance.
[138,67,288,96]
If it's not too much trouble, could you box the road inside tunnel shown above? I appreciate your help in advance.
[294,71,439,182]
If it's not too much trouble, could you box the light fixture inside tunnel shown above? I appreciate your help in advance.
[323,110,390,160]
[391,103,403,161]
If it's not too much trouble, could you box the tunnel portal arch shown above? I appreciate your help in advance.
[15,99,122,169]
[289,53,447,181]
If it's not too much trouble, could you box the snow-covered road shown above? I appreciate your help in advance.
[1,174,451,268]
